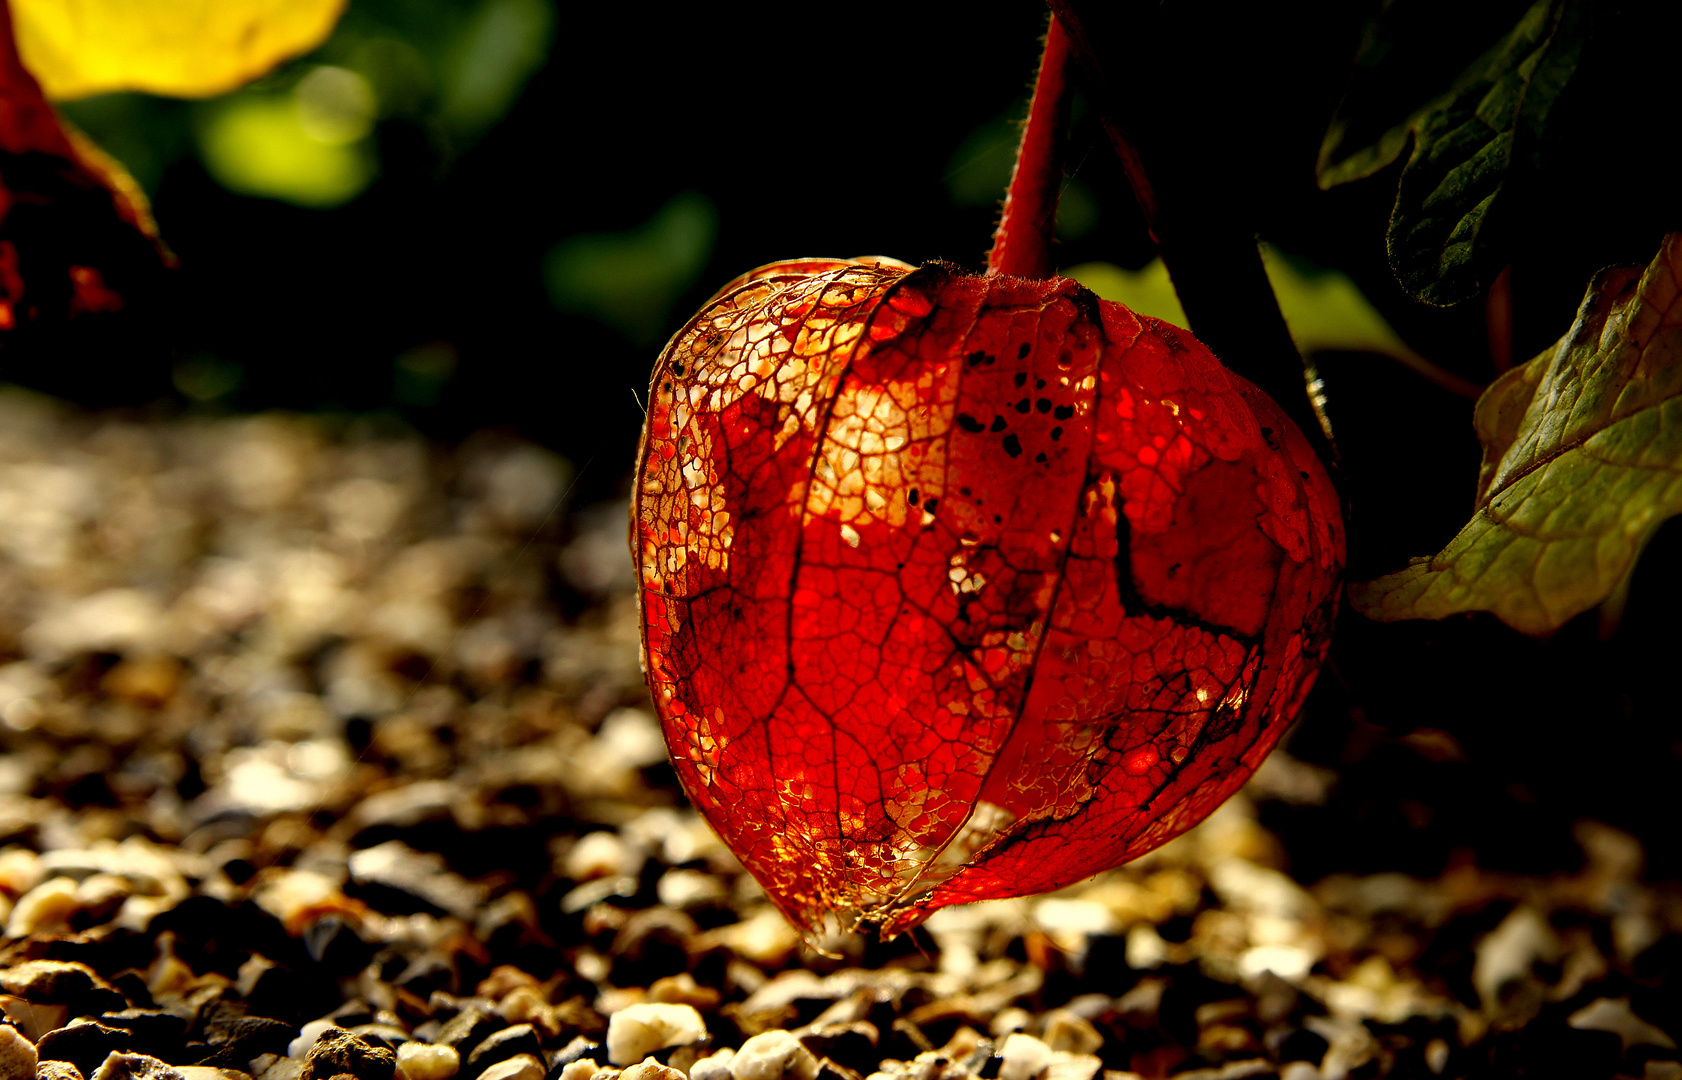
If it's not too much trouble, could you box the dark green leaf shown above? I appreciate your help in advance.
[1319,0,1589,305]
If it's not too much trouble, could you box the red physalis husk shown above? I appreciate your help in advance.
[635,258,1344,938]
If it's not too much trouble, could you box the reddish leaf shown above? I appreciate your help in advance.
[634,259,1344,937]
[0,0,164,334]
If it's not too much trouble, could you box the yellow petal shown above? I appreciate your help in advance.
[10,0,348,100]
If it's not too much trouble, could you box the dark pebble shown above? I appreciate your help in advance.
[465,1025,541,1079]
[1274,1027,1329,1066]
[244,965,322,1026]
[548,1039,600,1070]
[38,1019,134,1078]
[181,1044,216,1066]
[109,971,156,1009]
[302,1029,396,1080]
[200,1002,298,1060]
[0,961,127,1015]
[305,918,375,975]
[798,1023,880,1076]
[394,954,456,998]
[99,1010,189,1060]
[346,842,486,920]
[437,1009,503,1059]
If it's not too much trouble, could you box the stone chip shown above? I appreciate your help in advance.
[729,1033,818,1080]
[302,1030,395,1080]
[604,1006,706,1067]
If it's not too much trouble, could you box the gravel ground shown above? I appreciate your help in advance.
[0,388,1679,1080]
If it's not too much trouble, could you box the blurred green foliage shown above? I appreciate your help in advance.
[1068,245,1416,361]
[393,343,459,407]
[196,71,378,208]
[57,0,555,208]
[543,192,718,347]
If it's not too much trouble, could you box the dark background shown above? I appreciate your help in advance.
[6,0,1682,892]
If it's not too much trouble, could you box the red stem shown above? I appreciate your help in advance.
[987,15,1073,280]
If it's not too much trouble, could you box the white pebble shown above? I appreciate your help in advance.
[566,832,639,881]
[0,849,42,898]
[89,1054,187,1080]
[397,1043,460,1080]
[687,1049,734,1080]
[288,1020,340,1059]
[621,1061,686,1080]
[606,1004,707,1066]
[998,1033,1054,1080]
[477,1056,546,1080]
[179,1069,255,1080]
[559,1062,601,1080]
[251,1056,305,1080]
[5,876,78,938]
[0,1024,36,1080]
[729,1032,818,1080]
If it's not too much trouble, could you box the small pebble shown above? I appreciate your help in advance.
[495,989,555,1037]
[37,1020,133,1078]
[646,976,719,1012]
[0,849,43,897]
[557,1063,599,1080]
[619,1063,683,1080]
[395,1045,457,1080]
[1039,1054,1100,1080]
[997,1034,1052,1080]
[466,1027,541,1078]
[0,961,121,1010]
[549,1042,600,1072]
[565,834,638,882]
[0,1026,36,1080]
[251,1057,305,1080]
[686,1053,733,1080]
[1038,1012,1102,1057]
[290,1024,339,1061]
[605,1006,707,1067]
[5,877,80,938]
[437,1012,503,1059]
[88,1055,185,1080]
[2,996,69,1043]
[472,1059,543,1080]
[39,1063,85,1080]
[729,1033,818,1080]
[302,1029,396,1080]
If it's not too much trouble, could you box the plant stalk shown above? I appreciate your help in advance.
[988,15,1073,280]
[1047,0,1339,469]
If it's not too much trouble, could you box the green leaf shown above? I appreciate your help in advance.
[1350,234,1682,635]
[1318,0,1589,306]
[543,192,717,346]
